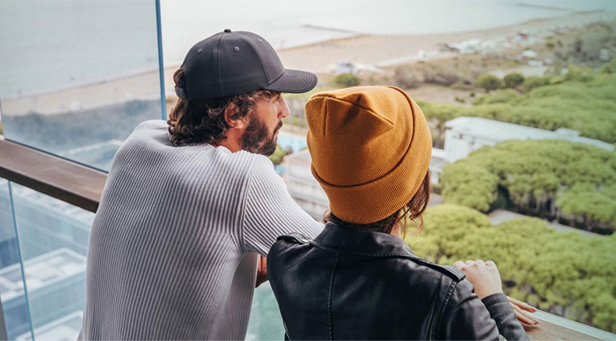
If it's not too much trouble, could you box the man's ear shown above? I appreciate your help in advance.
[224,103,245,129]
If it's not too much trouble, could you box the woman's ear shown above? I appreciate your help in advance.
[224,102,245,129]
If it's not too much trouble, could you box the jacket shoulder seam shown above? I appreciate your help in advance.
[310,241,465,281]
[328,253,339,340]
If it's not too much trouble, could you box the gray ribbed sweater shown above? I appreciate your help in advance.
[78,120,322,340]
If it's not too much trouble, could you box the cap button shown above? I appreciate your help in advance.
[224,28,231,33]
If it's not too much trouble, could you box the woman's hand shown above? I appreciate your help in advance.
[508,296,539,327]
[453,259,503,299]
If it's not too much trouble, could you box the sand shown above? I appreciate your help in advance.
[276,11,614,73]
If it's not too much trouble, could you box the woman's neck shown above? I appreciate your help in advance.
[391,224,401,238]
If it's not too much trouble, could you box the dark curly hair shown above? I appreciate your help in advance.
[167,67,280,146]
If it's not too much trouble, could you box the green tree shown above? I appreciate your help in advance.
[475,74,502,93]
[268,144,286,166]
[405,204,616,332]
[472,89,521,105]
[503,73,525,89]
[440,163,498,212]
[420,74,616,145]
[334,73,361,87]
[440,140,616,233]
[522,76,550,92]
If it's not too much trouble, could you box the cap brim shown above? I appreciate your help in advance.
[263,69,317,93]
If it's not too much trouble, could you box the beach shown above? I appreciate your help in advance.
[276,11,615,73]
[2,10,614,117]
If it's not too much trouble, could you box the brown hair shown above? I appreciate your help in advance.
[167,68,280,146]
[324,171,431,238]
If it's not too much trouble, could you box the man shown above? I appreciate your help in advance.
[78,29,322,340]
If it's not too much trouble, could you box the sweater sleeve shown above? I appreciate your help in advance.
[241,156,323,255]
[440,280,529,340]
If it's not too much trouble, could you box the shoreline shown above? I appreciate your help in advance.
[275,10,615,73]
[276,9,606,54]
[2,10,613,117]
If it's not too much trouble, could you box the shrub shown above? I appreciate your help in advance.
[522,76,549,92]
[503,73,525,88]
[406,204,616,333]
[420,65,460,86]
[440,140,616,233]
[475,74,502,93]
[473,89,521,105]
[268,144,286,165]
[393,65,422,89]
[334,73,361,87]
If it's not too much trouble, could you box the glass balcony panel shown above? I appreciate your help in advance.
[0,0,163,171]
[0,181,31,340]
[247,282,285,340]
[8,183,94,340]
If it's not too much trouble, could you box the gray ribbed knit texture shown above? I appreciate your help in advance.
[78,120,322,340]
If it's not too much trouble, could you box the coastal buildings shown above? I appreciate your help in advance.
[429,148,448,185]
[0,248,86,340]
[284,150,329,221]
[443,117,615,163]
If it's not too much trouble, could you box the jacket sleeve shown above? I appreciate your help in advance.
[241,156,323,255]
[440,280,529,340]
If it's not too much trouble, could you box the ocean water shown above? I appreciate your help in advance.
[1,0,615,98]
[161,0,616,65]
[0,0,160,98]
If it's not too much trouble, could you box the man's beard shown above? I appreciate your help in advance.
[240,114,282,156]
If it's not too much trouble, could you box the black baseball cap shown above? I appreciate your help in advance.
[175,29,318,100]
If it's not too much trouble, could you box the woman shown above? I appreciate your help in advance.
[268,86,530,340]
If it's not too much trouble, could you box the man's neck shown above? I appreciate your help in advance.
[213,131,243,152]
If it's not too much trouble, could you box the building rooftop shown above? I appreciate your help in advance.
[16,311,82,341]
[445,117,615,152]
[0,182,94,225]
[0,248,86,301]
[430,148,448,171]
[286,149,312,162]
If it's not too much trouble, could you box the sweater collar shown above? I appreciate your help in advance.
[312,222,418,258]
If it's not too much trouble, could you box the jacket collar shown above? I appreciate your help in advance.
[312,222,418,258]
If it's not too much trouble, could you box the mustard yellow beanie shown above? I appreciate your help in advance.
[305,86,432,224]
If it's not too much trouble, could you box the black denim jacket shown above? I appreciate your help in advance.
[268,222,529,340]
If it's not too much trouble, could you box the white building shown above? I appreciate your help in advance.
[285,150,330,221]
[429,148,448,185]
[0,248,86,339]
[444,117,614,163]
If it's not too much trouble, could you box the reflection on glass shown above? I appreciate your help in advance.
[8,183,94,340]
[0,0,163,171]
[247,282,284,341]
[0,181,30,340]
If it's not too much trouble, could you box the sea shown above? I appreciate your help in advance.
[161,0,616,65]
[1,0,615,98]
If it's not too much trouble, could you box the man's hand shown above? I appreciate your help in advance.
[453,259,503,299]
[508,296,539,327]
[256,255,268,288]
